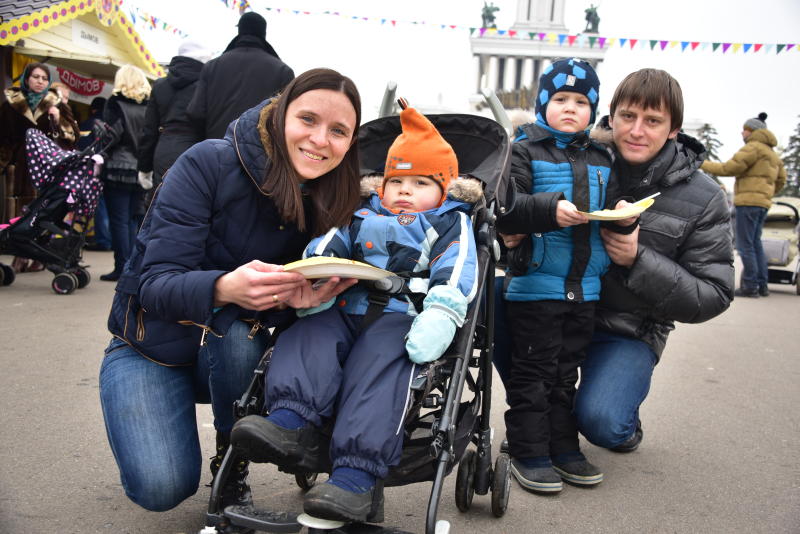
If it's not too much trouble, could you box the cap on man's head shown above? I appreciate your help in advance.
[743,112,768,132]
[535,57,600,127]
[383,98,458,206]
[89,96,107,112]
[178,39,212,63]
[237,12,267,39]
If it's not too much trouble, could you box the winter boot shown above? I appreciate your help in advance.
[209,431,253,510]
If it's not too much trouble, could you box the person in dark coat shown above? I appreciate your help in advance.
[99,64,150,281]
[495,68,734,455]
[99,68,361,516]
[137,39,211,199]
[186,11,294,140]
[78,96,112,251]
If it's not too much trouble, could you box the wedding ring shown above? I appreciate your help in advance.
[272,294,279,303]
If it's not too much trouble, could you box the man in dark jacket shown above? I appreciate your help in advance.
[138,40,210,199]
[186,12,294,140]
[572,69,734,452]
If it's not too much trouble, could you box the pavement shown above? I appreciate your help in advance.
[1,250,798,534]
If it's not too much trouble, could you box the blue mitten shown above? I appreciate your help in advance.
[296,297,336,317]
[406,285,468,364]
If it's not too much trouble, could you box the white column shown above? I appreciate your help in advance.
[503,57,517,91]
[474,55,483,93]
[521,57,534,88]
[487,56,499,91]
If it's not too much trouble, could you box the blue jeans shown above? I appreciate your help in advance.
[573,331,657,448]
[103,186,142,273]
[735,205,768,291]
[99,321,267,511]
[93,196,112,249]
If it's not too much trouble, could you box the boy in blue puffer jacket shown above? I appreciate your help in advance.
[497,58,614,494]
[232,101,479,523]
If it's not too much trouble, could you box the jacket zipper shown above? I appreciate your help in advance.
[597,169,605,208]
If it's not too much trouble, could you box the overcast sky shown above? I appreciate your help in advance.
[128,0,800,165]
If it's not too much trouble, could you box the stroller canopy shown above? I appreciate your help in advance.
[358,114,512,211]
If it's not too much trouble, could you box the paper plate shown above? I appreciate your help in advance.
[580,197,656,221]
[283,256,393,280]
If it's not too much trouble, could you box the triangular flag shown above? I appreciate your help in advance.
[381,18,386,24]
[479,27,486,36]
[589,36,597,48]
[743,43,752,53]
[649,40,658,50]
[548,33,557,43]
[712,42,721,51]
[470,27,476,35]
[691,41,700,50]
[619,38,627,47]
[509,30,517,37]
[577,34,586,47]
[765,44,774,53]
[629,38,637,49]
[538,32,546,40]
[659,40,668,50]
[722,43,732,53]
[732,43,742,53]
[607,38,616,48]
[754,43,763,52]
[776,44,786,54]
[558,34,567,46]
[701,42,710,51]
[670,41,679,49]
[681,41,689,51]
[528,32,535,40]
[598,37,606,48]
[787,44,796,51]
[449,25,457,29]
[498,30,507,36]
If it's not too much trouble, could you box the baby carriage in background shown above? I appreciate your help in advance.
[0,128,106,294]
[202,112,513,534]
[761,196,800,295]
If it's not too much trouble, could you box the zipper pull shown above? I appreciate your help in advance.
[200,327,209,347]
[597,169,604,185]
[247,321,262,340]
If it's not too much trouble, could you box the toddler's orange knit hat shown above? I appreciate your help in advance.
[383,98,458,205]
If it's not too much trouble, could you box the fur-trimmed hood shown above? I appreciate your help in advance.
[3,86,61,124]
[359,174,483,204]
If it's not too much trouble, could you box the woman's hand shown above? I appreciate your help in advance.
[284,277,358,310]
[48,106,60,122]
[213,260,308,311]
[499,232,526,249]
[556,199,589,227]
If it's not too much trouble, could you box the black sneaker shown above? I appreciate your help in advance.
[552,454,603,486]
[230,415,327,473]
[734,287,760,298]
[758,285,770,297]
[610,420,643,453]
[509,458,562,493]
[99,271,121,282]
[304,481,384,523]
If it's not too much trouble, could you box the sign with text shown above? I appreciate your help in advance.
[72,19,108,56]
[54,67,112,105]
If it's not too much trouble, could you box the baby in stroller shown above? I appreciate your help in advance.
[230,100,482,524]
[0,128,104,292]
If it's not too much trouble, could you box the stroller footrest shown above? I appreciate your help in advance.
[222,505,301,533]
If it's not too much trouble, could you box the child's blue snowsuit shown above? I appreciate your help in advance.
[266,190,478,478]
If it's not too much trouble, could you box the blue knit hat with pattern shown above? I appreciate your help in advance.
[534,58,600,127]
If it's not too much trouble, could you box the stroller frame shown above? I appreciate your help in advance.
[203,114,512,534]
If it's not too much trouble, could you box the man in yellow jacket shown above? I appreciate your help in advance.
[702,113,787,298]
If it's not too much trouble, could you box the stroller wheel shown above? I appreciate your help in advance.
[52,272,78,295]
[295,471,318,492]
[490,453,511,518]
[0,263,15,286]
[73,267,91,289]
[455,449,476,512]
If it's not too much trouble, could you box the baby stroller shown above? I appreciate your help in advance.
[0,128,105,294]
[761,196,800,295]
[202,113,513,534]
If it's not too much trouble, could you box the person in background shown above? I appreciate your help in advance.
[78,96,112,252]
[187,11,294,140]
[701,112,787,298]
[0,62,79,272]
[137,39,211,203]
[99,64,150,282]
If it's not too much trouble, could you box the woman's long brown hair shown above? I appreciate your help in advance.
[261,68,362,236]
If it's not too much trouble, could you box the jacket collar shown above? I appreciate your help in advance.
[229,98,274,192]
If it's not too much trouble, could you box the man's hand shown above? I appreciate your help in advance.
[611,199,639,227]
[601,225,639,267]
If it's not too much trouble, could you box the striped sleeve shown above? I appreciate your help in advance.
[303,226,353,259]
[427,212,478,302]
